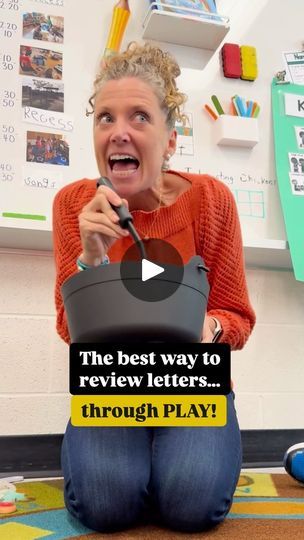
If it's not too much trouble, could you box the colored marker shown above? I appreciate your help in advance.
[251,102,258,117]
[232,96,241,116]
[230,99,238,116]
[252,104,260,118]
[211,95,225,115]
[205,0,217,13]
[229,101,237,116]
[240,96,248,116]
[235,95,246,117]
[246,100,254,117]
[204,104,218,121]
[201,0,211,11]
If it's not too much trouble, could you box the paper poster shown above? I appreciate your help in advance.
[282,50,304,84]
[272,79,304,280]
[175,112,194,156]
[288,152,304,174]
[289,173,304,195]
[284,92,304,118]
[294,126,304,148]
[22,106,73,132]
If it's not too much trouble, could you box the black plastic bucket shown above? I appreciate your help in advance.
[61,255,209,343]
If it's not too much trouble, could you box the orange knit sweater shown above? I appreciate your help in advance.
[52,171,255,348]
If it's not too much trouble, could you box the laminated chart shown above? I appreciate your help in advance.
[271,77,304,281]
[175,113,194,156]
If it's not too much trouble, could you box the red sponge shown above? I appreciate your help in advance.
[221,43,241,79]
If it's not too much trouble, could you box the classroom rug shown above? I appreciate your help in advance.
[0,473,304,540]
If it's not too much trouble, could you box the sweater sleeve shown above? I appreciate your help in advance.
[198,177,256,350]
[52,182,86,344]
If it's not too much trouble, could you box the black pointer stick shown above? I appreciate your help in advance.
[96,176,147,259]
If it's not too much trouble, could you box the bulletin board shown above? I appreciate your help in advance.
[271,78,304,281]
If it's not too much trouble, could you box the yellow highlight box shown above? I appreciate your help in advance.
[71,395,227,427]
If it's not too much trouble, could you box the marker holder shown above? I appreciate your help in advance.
[214,115,259,147]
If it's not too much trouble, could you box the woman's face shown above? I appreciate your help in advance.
[93,77,177,198]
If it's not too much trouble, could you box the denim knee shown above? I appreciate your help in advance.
[156,478,234,533]
[63,461,149,533]
[154,451,241,533]
[61,425,152,532]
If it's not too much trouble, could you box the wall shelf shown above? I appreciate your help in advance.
[243,238,292,270]
[0,227,53,252]
[142,2,230,51]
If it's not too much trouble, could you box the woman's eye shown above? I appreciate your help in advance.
[134,112,149,123]
[96,113,112,124]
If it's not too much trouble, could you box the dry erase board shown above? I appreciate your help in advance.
[0,0,116,237]
[0,0,297,260]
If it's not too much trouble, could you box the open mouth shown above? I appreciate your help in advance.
[108,154,140,172]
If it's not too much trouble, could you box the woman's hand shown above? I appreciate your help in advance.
[200,315,216,343]
[78,185,129,265]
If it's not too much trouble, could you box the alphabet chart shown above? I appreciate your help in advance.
[271,77,304,281]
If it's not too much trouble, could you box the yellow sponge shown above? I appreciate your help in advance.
[240,45,258,81]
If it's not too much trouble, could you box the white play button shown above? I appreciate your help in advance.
[142,258,164,282]
[120,239,184,302]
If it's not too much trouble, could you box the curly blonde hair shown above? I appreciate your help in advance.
[88,42,187,130]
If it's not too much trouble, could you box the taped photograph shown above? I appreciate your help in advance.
[23,12,64,43]
[22,77,64,112]
[20,45,63,79]
[26,130,69,166]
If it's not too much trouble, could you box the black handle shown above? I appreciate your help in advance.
[96,176,147,259]
[96,176,133,229]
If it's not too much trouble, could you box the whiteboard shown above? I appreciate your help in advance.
[0,0,301,252]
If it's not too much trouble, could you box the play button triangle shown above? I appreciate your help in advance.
[142,258,164,282]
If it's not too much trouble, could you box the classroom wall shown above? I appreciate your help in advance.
[1,250,304,435]
[1,0,304,436]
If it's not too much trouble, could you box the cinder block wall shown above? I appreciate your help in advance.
[0,250,303,435]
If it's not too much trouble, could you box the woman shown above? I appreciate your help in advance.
[53,42,255,533]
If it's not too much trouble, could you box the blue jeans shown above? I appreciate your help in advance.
[61,392,241,533]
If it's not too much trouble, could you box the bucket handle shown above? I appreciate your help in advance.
[197,263,210,272]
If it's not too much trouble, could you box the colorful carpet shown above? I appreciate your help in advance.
[0,473,303,539]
